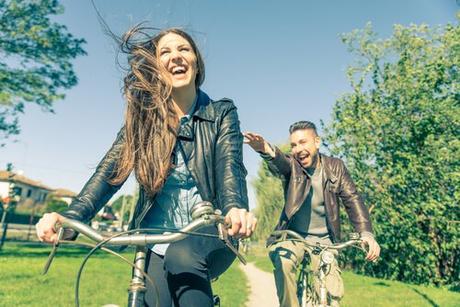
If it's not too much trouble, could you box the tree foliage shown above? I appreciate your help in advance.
[253,144,289,242]
[0,0,86,143]
[321,21,459,286]
[253,21,459,287]
[111,194,135,222]
[43,197,68,213]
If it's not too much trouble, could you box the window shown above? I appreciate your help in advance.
[13,187,22,197]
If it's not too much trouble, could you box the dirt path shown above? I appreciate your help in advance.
[239,262,278,307]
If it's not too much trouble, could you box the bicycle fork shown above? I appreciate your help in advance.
[318,250,334,307]
[128,247,147,307]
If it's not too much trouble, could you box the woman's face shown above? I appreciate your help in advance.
[157,32,198,91]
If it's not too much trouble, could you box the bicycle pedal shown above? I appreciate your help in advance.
[213,295,221,306]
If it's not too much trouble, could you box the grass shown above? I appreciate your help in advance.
[3,240,458,307]
[246,243,460,307]
[0,241,248,307]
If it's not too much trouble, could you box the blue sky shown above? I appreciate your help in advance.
[1,0,457,208]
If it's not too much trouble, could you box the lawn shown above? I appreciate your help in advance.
[0,241,248,307]
[3,240,459,307]
[246,244,460,307]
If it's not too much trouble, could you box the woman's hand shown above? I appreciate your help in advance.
[224,208,257,238]
[36,212,64,244]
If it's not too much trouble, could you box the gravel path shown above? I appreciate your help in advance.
[239,262,278,307]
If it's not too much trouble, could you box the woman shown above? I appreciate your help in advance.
[36,27,255,307]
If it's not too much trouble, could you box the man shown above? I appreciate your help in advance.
[244,121,380,307]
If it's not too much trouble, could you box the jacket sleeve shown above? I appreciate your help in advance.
[337,160,373,234]
[214,102,249,215]
[61,128,127,224]
[264,146,292,181]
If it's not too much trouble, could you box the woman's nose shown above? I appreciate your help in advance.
[170,50,183,62]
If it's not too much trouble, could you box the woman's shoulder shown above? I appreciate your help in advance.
[210,97,236,110]
[195,90,237,120]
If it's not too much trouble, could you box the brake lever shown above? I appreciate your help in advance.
[42,226,65,275]
[217,223,247,265]
[357,239,368,253]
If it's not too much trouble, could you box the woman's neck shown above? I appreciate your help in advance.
[171,86,197,118]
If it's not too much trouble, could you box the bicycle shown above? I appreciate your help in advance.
[42,201,247,307]
[271,230,366,307]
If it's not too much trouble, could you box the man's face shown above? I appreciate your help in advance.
[290,129,321,169]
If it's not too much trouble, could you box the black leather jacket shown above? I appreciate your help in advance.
[62,90,249,233]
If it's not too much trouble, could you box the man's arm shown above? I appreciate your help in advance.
[243,132,292,180]
[337,160,380,261]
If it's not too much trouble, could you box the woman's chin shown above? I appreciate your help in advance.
[171,81,195,91]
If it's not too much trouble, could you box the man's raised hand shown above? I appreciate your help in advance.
[243,132,274,156]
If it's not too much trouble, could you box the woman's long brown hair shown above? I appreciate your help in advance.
[109,26,205,196]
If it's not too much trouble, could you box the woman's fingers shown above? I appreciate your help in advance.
[225,208,257,239]
[238,209,247,235]
[35,212,62,244]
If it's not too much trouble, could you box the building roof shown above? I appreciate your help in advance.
[52,188,77,198]
[0,171,54,191]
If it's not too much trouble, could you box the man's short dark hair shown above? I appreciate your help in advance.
[289,121,318,135]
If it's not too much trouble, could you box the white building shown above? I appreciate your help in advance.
[0,171,76,210]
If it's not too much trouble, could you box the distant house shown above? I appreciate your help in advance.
[0,171,76,210]
[51,188,77,205]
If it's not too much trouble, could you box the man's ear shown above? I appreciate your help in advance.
[315,136,321,150]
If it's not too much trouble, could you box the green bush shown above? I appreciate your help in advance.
[4,212,40,224]
[322,21,459,286]
[42,198,68,214]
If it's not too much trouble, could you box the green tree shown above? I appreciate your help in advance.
[43,197,68,213]
[111,194,134,222]
[322,21,459,286]
[0,0,86,143]
[253,144,289,242]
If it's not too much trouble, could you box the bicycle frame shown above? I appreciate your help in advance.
[272,230,363,307]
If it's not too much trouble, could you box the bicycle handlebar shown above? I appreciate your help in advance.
[271,229,363,250]
[58,214,224,246]
[43,201,246,275]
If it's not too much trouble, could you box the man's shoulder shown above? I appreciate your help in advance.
[321,154,346,173]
